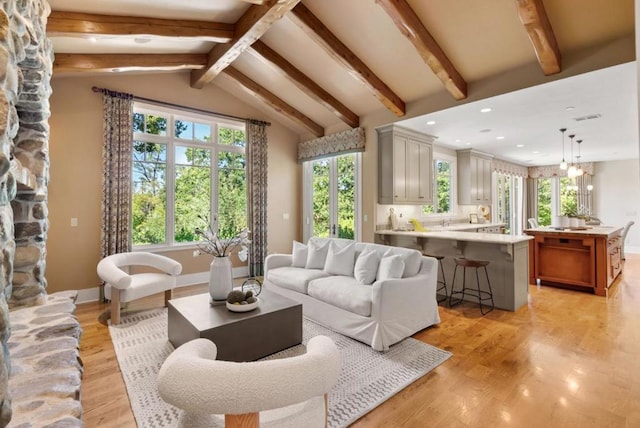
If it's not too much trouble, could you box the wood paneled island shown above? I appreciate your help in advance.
[524,226,623,296]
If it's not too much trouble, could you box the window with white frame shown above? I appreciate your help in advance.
[132,103,247,248]
[423,157,455,215]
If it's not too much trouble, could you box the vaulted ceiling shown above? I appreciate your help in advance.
[47,0,636,164]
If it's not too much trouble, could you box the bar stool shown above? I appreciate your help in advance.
[449,258,494,315]
[424,253,447,303]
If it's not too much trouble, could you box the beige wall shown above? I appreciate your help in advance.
[47,72,300,293]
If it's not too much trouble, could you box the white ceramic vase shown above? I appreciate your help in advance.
[209,256,232,302]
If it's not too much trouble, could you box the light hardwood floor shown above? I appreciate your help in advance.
[78,256,640,427]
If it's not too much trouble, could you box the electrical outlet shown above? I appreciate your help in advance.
[70,218,78,227]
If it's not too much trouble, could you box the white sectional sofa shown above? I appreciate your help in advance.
[264,237,440,351]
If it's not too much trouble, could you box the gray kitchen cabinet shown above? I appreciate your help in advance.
[457,149,493,205]
[377,125,434,204]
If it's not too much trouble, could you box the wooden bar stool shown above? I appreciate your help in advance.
[449,258,494,315]
[424,254,447,303]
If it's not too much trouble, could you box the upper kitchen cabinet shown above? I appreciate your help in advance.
[457,149,493,205]
[377,125,434,205]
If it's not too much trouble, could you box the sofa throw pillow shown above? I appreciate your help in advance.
[291,241,308,268]
[324,241,356,276]
[377,254,405,281]
[381,248,422,278]
[354,249,380,285]
[305,239,330,269]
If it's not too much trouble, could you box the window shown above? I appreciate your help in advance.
[537,178,552,226]
[535,176,580,226]
[494,173,523,234]
[423,158,454,215]
[132,103,246,248]
[303,153,360,242]
[559,177,578,216]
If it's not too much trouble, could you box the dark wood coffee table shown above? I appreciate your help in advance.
[168,289,302,362]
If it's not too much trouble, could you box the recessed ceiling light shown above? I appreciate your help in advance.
[88,37,97,43]
[532,151,540,154]
[455,139,461,143]
[565,106,575,110]
[465,142,472,146]
[496,136,505,140]
[426,120,436,125]
[480,108,492,113]
[516,144,524,148]
[480,129,491,133]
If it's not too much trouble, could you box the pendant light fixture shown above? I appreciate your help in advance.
[575,139,584,176]
[559,128,568,170]
[567,134,577,178]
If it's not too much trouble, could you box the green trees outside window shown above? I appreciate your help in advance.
[537,178,551,226]
[132,106,247,248]
[536,177,578,226]
[423,159,452,215]
[309,154,356,239]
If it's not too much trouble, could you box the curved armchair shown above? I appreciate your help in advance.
[157,336,341,428]
[97,252,182,324]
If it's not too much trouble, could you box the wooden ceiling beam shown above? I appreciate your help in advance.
[516,0,561,75]
[250,40,359,128]
[53,53,207,73]
[224,66,324,137]
[47,11,234,42]
[376,0,467,100]
[288,3,405,117]
[190,0,301,89]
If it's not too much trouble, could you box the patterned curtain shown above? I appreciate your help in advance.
[100,90,133,261]
[246,120,268,277]
[526,177,538,224]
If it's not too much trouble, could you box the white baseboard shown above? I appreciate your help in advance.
[75,266,249,305]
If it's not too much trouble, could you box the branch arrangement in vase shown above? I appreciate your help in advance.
[194,215,251,260]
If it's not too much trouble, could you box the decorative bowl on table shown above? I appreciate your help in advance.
[225,289,259,312]
[226,298,259,312]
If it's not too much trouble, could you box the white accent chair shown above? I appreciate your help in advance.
[157,336,341,428]
[97,252,182,324]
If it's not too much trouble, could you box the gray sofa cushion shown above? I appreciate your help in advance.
[267,267,330,294]
[308,276,372,317]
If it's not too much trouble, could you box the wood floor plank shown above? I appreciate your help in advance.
[77,257,640,427]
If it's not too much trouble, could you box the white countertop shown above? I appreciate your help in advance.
[376,229,533,244]
[525,226,623,236]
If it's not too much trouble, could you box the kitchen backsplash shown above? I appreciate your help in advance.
[376,204,491,231]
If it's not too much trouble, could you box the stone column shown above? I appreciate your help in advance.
[0,0,52,425]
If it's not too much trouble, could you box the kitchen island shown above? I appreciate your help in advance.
[375,229,533,311]
[524,226,623,296]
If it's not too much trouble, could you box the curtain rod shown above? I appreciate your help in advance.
[91,86,270,127]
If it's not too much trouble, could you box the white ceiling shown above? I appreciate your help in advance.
[397,61,639,165]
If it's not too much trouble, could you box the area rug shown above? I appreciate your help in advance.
[109,308,452,428]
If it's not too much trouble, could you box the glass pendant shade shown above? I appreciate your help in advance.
[560,161,568,170]
[567,165,577,178]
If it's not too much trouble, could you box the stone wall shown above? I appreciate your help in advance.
[0,0,52,425]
